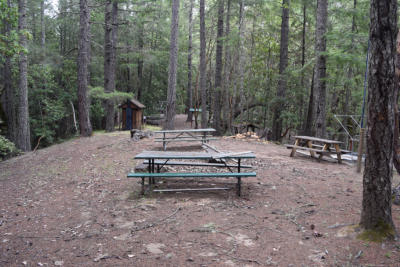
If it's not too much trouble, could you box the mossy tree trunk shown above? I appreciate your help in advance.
[360,0,397,231]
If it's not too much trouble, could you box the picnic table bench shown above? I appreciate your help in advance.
[285,135,343,163]
[128,151,256,196]
[154,128,218,150]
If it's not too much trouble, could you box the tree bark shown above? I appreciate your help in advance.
[344,0,357,117]
[222,0,231,132]
[104,0,118,132]
[165,0,180,129]
[393,30,400,175]
[200,0,207,128]
[16,0,31,151]
[303,68,315,136]
[314,0,328,138]
[299,0,306,129]
[186,0,194,122]
[137,20,144,102]
[77,0,92,137]
[40,0,45,49]
[271,0,290,141]
[360,0,397,232]
[237,0,245,123]
[212,0,224,135]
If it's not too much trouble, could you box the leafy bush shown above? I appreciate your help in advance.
[0,135,20,160]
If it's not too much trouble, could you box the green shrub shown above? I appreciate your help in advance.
[0,135,20,160]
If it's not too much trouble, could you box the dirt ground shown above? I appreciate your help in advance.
[1,114,400,267]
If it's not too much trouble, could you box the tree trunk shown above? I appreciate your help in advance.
[40,0,45,49]
[314,0,328,138]
[16,0,31,151]
[77,0,92,137]
[344,0,357,117]
[299,0,306,129]
[237,0,245,123]
[104,0,118,132]
[303,68,315,136]
[271,0,290,141]
[165,0,180,130]
[360,0,397,232]
[186,0,194,122]
[200,0,207,128]
[137,20,144,102]
[393,30,400,175]
[212,0,224,135]
[222,0,231,132]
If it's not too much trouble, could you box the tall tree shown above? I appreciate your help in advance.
[16,0,31,151]
[271,0,290,141]
[40,0,45,49]
[165,0,180,129]
[104,0,118,132]
[186,0,194,122]
[137,17,144,102]
[299,0,307,129]
[213,0,224,135]
[313,0,328,138]
[222,0,231,132]
[343,0,357,117]
[393,30,400,175]
[360,0,397,233]
[237,0,245,122]
[200,0,207,128]
[77,0,92,136]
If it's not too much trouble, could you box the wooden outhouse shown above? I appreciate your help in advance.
[118,99,145,130]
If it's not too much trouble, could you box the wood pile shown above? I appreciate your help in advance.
[131,130,153,141]
[223,131,269,144]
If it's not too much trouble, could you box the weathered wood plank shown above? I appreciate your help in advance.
[134,151,256,159]
[127,172,256,178]
[142,160,253,168]
[154,128,216,134]
[294,136,343,144]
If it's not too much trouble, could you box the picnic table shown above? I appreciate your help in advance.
[154,128,217,150]
[128,151,256,196]
[285,135,343,163]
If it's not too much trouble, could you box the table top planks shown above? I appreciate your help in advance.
[134,151,255,160]
[154,128,216,134]
[294,136,343,144]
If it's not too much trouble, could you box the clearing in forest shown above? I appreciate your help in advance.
[1,115,400,266]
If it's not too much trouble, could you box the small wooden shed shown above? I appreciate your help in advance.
[118,99,145,130]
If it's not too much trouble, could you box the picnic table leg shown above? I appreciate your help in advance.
[163,133,166,151]
[237,159,241,196]
[318,144,329,162]
[334,144,342,163]
[151,159,156,184]
[290,139,300,157]
[307,141,316,158]
[141,177,145,195]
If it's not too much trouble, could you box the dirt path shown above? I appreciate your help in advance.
[1,115,400,266]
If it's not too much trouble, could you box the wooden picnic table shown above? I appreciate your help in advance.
[130,150,256,196]
[154,128,217,150]
[286,135,343,163]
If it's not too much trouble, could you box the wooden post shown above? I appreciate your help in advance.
[357,128,365,173]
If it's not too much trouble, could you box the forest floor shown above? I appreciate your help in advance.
[1,115,400,267]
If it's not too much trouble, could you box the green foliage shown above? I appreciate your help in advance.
[89,86,134,102]
[29,64,69,147]
[0,0,20,57]
[0,135,19,160]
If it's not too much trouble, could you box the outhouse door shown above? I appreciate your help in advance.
[126,106,132,130]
